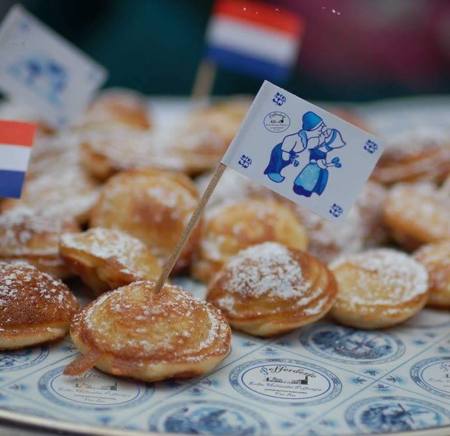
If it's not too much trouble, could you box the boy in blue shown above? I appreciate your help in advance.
[264,111,345,196]
[264,111,325,183]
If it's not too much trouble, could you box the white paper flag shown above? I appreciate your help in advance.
[0,5,107,127]
[222,81,384,222]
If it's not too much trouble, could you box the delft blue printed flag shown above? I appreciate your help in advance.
[0,5,107,127]
[222,81,384,222]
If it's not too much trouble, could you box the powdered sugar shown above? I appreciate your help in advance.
[0,262,76,312]
[60,228,149,275]
[331,249,429,305]
[0,207,76,256]
[224,242,310,299]
[82,282,229,362]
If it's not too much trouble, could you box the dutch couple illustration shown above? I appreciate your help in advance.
[264,111,346,197]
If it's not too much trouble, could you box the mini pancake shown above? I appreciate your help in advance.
[192,198,308,284]
[166,97,250,174]
[295,181,387,263]
[414,241,450,309]
[65,281,231,382]
[207,242,337,337]
[186,97,251,146]
[80,127,222,180]
[372,126,450,185]
[196,168,275,208]
[60,228,162,295]
[330,249,429,329]
[81,88,152,131]
[1,162,99,225]
[90,169,201,273]
[383,183,450,250]
[0,262,79,349]
[0,207,79,278]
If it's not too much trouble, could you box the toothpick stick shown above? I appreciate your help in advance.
[192,59,217,100]
[154,162,226,293]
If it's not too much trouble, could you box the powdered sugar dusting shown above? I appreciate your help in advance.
[331,249,428,305]
[0,262,77,326]
[60,228,150,275]
[0,207,76,256]
[81,282,229,363]
[224,242,310,299]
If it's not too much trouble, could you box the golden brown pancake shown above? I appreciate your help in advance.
[1,163,99,225]
[0,262,79,349]
[207,242,337,337]
[372,126,450,185]
[82,88,152,131]
[65,281,231,382]
[330,249,429,329]
[0,207,79,278]
[294,181,387,263]
[60,228,162,295]
[90,169,201,273]
[192,198,308,284]
[383,183,450,250]
[414,241,450,309]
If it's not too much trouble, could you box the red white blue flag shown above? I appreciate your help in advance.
[0,120,36,198]
[205,0,305,82]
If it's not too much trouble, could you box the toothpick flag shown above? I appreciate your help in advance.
[0,119,36,198]
[0,5,107,127]
[205,0,305,82]
[222,81,384,222]
[155,81,384,291]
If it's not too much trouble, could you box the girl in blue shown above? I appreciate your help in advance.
[293,117,346,197]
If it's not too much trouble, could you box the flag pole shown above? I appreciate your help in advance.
[153,162,226,293]
[191,59,217,100]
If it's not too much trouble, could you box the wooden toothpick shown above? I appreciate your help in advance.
[153,162,226,293]
[191,59,217,100]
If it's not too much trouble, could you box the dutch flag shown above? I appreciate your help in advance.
[0,120,36,198]
[205,0,305,82]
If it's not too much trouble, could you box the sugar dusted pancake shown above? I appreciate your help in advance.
[207,242,337,337]
[60,228,162,295]
[0,207,79,278]
[383,183,450,250]
[414,241,450,309]
[330,249,429,329]
[192,198,308,283]
[372,126,450,185]
[1,163,99,225]
[295,181,387,263]
[65,281,231,382]
[82,88,151,131]
[0,262,78,349]
[90,169,201,272]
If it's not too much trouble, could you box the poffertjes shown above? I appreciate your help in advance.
[90,169,201,272]
[330,249,429,329]
[383,183,450,250]
[0,262,79,349]
[0,207,79,278]
[294,181,387,263]
[192,198,308,284]
[207,242,337,337]
[372,126,450,185]
[60,228,162,295]
[414,241,450,309]
[1,164,99,225]
[65,281,231,382]
[81,88,152,131]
